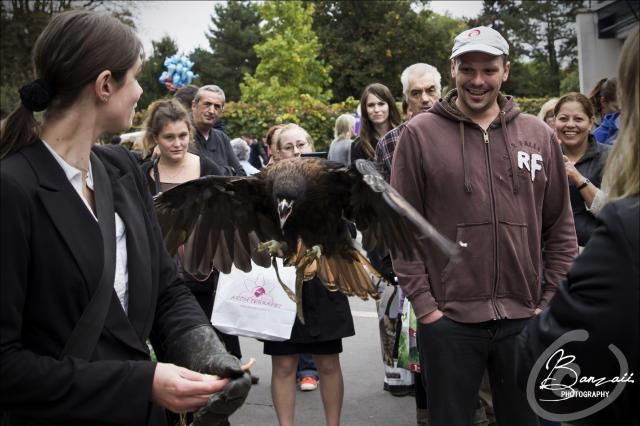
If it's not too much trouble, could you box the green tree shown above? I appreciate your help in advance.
[192,1,262,101]
[411,12,467,93]
[503,59,555,97]
[240,1,332,106]
[469,0,584,96]
[310,1,465,101]
[137,36,180,112]
[0,1,136,114]
[560,66,580,93]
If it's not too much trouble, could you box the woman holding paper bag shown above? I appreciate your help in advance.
[265,123,355,426]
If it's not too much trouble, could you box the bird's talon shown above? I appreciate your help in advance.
[303,245,322,262]
[257,240,285,258]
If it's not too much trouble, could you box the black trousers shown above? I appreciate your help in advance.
[417,316,539,426]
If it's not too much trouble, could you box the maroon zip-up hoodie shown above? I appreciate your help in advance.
[390,90,578,323]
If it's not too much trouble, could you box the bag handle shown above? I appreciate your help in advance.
[60,152,117,360]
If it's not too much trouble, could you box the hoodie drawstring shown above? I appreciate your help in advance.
[500,112,520,194]
[460,121,473,193]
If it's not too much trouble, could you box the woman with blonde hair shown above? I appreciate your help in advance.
[601,35,639,200]
[537,97,559,129]
[264,123,285,166]
[328,114,356,165]
[519,28,639,426]
[271,123,315,162]
[265,122,355,426]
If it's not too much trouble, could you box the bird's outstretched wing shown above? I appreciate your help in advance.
[153,175,281,275]
[346,159,460,260]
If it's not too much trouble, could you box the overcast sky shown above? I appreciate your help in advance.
[134,1,484,55]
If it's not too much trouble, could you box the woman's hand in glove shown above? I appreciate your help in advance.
[191,372,252,426]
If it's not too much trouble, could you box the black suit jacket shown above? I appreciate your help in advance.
[0,140,210,425]
[518,197,639,425]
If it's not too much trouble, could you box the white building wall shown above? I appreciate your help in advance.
[576,10,623,94]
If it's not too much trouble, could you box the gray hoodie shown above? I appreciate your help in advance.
[390,90,578,323]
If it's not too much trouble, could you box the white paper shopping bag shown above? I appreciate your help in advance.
[211,259,296,341]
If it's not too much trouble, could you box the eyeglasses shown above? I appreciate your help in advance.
[280,141,309,152]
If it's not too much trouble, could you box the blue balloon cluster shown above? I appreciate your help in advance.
[158,54,198,91]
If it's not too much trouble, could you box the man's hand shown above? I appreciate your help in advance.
[418,309,444,325]
[151,362,230,413]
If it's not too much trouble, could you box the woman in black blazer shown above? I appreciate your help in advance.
[0,10,249,426]
[517,28,639,426]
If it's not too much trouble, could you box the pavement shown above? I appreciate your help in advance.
[229,296,417,426]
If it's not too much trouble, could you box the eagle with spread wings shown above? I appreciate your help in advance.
[154,158,459,322]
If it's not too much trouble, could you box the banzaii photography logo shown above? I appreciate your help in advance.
[526,330,635,422]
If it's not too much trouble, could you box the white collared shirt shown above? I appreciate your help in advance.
[42,141,129,313]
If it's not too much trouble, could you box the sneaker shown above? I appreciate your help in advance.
[299,376,318,391]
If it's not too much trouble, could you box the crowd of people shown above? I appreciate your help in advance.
[0,8,637,426]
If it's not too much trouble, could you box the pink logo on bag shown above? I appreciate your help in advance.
[228,277,287,308]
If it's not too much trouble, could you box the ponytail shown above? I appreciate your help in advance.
[1,79,55,159]
[1,10,142,160]
[0,105,39,159]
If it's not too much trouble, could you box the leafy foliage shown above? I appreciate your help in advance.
[222,97,358,152]
[193,1,262,101]
[503,59,556,97]
[0,1,136,114]
[514,97,549,117]
[310,1,465,101]
[560,67,580,94]
[240,1,332,106]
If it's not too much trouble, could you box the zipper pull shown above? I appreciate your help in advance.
[482,130,489,144]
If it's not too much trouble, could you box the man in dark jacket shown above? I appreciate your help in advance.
[390,26,578,426]
[191,85,246,177]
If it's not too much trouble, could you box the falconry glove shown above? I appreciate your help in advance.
[162,325,251,425]
[191,373,252,426]
[163,325,245,379]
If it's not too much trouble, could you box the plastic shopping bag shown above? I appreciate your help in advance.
[212,260,296,341]
[397,297,421,373]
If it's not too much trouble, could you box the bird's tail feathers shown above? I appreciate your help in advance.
[317,250,381,301]
[287,239,381,302]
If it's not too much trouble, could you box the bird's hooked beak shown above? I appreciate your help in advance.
[277,199,294,228]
